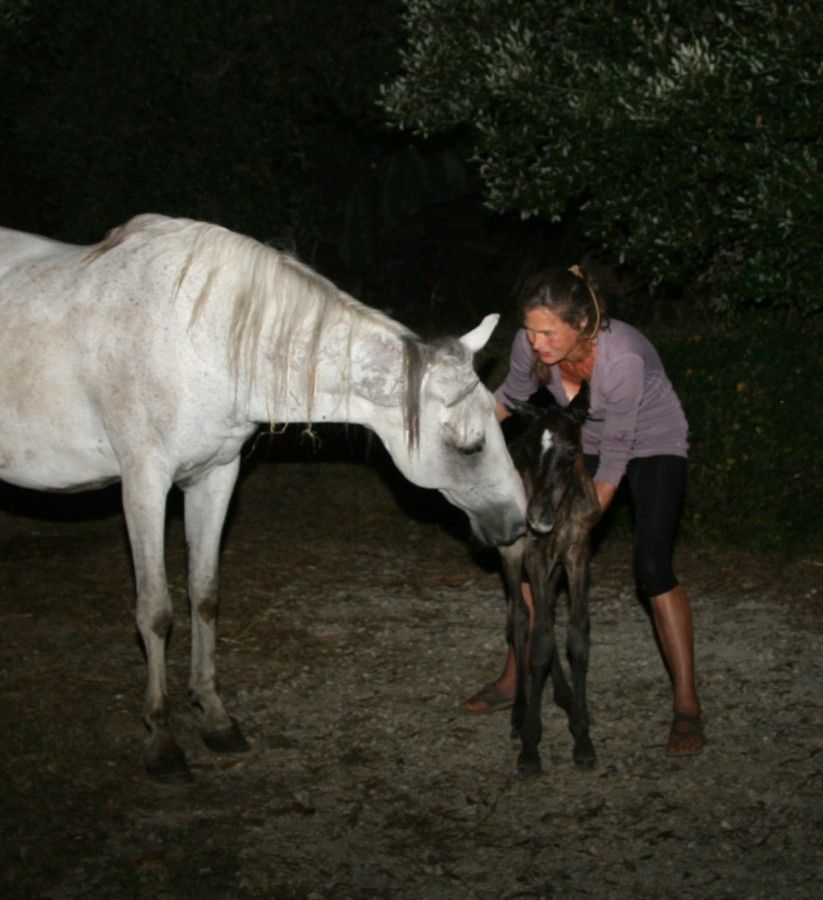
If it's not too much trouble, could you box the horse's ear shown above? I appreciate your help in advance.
[566,380,590,424]
[459,314,499,354]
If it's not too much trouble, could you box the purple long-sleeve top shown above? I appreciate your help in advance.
[494,319,688,486]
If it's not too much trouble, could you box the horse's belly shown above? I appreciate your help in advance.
[0,423,120,492]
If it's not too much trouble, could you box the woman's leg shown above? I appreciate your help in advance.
[650,585,703,754]
[627,456,704,755]
[462,583,533,711]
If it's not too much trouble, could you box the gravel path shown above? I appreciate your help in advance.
[1,457,821,898]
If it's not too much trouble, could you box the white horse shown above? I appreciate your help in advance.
[0,214,526,777]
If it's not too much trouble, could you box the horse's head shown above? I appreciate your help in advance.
[505,383,590,535]
[354,315,526,546]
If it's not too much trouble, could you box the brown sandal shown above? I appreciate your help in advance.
[666,713,705,756]
[462,682,514,714]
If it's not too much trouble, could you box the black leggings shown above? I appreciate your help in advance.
[585,454,687,598]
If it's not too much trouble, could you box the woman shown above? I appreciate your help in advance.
[464,265,704,756]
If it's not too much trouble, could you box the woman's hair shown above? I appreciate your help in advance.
[521,265,609,340]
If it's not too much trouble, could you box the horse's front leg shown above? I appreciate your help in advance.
[517,552,557,778]
[182,459,249,754]
[564,548,596,769]
[121,466,189,778]
[543,565,573,714]
[499,539,528,741]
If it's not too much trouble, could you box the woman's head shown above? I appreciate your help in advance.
[521,265,607,339]
[519,265,608,370]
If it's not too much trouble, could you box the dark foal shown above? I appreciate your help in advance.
[499,383,601,777]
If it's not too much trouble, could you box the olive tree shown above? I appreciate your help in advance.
[382,0,822,315]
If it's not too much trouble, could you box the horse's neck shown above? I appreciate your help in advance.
[246,304,409,430]
[177,229,413,430]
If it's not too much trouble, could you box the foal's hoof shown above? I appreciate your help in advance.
[144,739,192,782]
[517,749,543,778]
[201,717,250,754]
[573,736,597,770]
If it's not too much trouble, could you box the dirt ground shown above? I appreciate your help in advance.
[1,444,821,899]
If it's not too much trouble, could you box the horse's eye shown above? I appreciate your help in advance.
[441,420,485,456]
[457,437,485,456]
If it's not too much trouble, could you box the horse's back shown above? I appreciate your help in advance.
[0,216,236,493]
[0,226,81,280]
[0,214,192,289]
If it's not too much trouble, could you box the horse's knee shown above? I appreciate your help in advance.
[150,609,173,640]
[196,593,219,624]
[135,589,172,638]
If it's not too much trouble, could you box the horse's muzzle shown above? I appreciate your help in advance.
[471,505,527,547]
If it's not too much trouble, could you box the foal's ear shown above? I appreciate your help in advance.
[566,380,590,424]
[529,384,562,411]
[504,392,543,421]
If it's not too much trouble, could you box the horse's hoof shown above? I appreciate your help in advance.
[573,737,597,770]
[201,717,250,754]
[144,740,192,782]
[517,749,542,778]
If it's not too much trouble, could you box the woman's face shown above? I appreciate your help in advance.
[523,307,586,365]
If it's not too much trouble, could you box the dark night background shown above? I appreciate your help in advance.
[0,1,820,550]
[0,0,566,337]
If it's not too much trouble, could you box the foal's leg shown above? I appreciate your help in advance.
[499,540,528,740]
[517,554,557,778]
[121,465,189,778]
[564,550,596,769]
[182,459,249,753]
[545,567,573,713]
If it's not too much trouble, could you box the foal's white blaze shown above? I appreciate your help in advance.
[540,428,554,458]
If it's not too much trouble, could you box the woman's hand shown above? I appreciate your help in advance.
[594,479,617,512]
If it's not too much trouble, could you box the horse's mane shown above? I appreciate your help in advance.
[84,216,463,447]
[104,217,439,445]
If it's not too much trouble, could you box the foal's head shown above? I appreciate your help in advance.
[505,384,590,535]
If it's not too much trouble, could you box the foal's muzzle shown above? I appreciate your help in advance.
[527,505,555,535]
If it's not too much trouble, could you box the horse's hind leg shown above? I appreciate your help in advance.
[565,552,596,769]
[183,460,249,754]
[122,466,189,779]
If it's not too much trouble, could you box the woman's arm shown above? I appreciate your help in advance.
[493,329,539,413]
[593,479,618,512]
